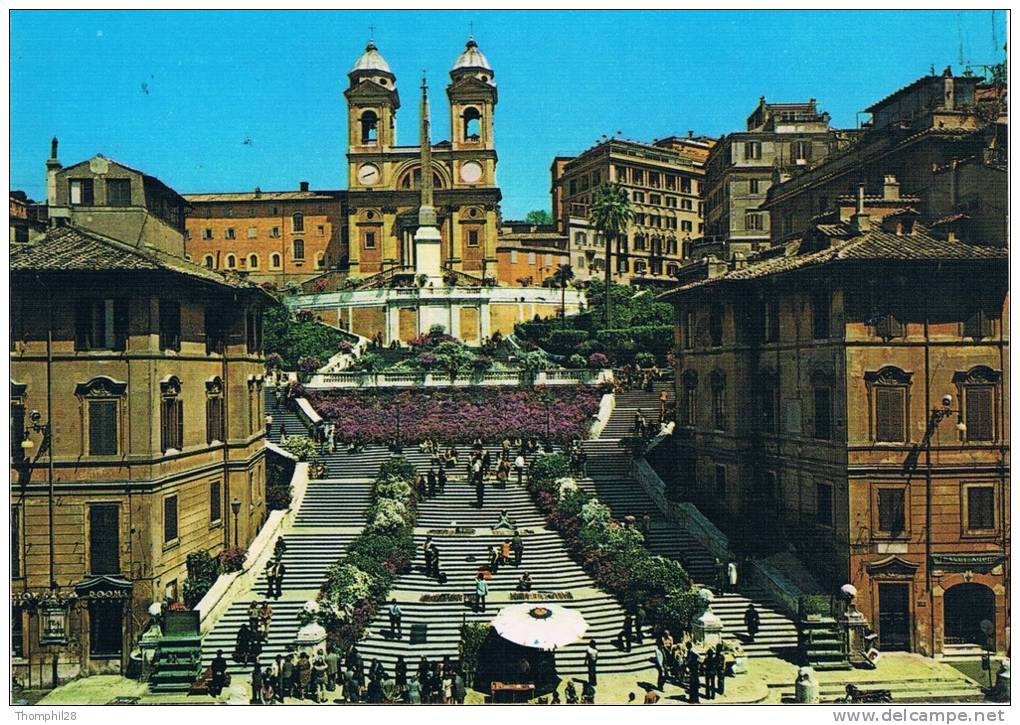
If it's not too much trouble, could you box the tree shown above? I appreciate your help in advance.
[589,182,633,327]
[551,263,575,328]
[524,209,553,225]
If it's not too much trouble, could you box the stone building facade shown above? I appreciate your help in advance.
[661,197,1008,657]
[699,97,842,261]
[343,38,501,282]
[551,136,711,285]
[762,69,1007,248]
[494,222,569,287]
[10,153,271,684]
[183,185,346,288]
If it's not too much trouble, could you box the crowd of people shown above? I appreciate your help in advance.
[614,364,665,394]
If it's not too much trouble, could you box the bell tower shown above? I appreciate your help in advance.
[345,40,399,157]
[447,37,497,152]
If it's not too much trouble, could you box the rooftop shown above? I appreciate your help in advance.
[11,225,268,294]
[183,190,340,203]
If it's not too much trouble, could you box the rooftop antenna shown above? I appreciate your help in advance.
[469,20,474,37]
[957,12,969,74]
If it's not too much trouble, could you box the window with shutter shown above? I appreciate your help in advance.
[966,486,995,530]
[163,495,178,543]
[965,386,995,441]
[963,309,994,339]
[88,504,120,574]
[159,299,181,351]
[206,395,224,443]
[88,400,118,455]
[813,387,832,440]
[210,481,222,523]
[765,300,780,342]
[875,386,906,442]
[877,488,906,534]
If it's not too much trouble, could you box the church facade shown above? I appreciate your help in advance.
[344,39,501,283]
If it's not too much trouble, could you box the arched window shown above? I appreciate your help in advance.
[315,252,325,269]
[270,253,282,269]
[292,213,304,233]
[248,254,259,269]
[225,254,236,269]
[293,239,305,260]
[398,167,444,190]
[203,254,215,269]
[463,107,482,141]
[360,110,378,143]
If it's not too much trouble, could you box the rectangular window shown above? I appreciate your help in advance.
[681,198,693,211]
[875,313,905,339]
[681,220,693,232]
[793,140,812,161]
[965,386,995,441]
[292,214,305,232]
[105,179,131,206]
[12,606,24,658]
[246,308,263,354]
[317,225,325,236]
[715,465,727,499]
[88,504,120,575]
[159,299,181,351]
[812,288,830,339]
[206,395,224,443]
[875,387,907,442]
[467,229,480,247]
[11,505,22,579]
[750,179,761,194]
[765,300,780,342]
[681,177,692,194]
[682,385,696,426]
[813,387,832,440]
[75,298,129,351]
[683,310,695,350]
[293,238,305,259]
[709,303,723,346]
[528,252,536,265]
[247,227,258,239]
[815,482,833,526]
[270,227,281,239]
[69,179,94,205]
[745,212,763,231]
[966,486,996,531]
[877,488,906,535]
[160,397,184,452]
[89,400,118,455]
[202,228,213,240]
[713,385,726,430]
[510,250,518,264]
[963,309,994,339]
[744,141,762,160]
[205,307,226,355]
[362,232,375,250]
[225,227,236,240]
[210,481,222,524]
[163,495,178,544]
[650,194,661,205]
[761,386,778,432]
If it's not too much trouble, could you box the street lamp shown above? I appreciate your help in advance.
[230,497,242,548]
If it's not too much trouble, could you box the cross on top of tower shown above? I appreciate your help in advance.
[368,24,375,41]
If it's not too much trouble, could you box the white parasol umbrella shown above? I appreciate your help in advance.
[492,603,587,651]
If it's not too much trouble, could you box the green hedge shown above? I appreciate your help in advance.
[595,325,673,360]
[544,329,590,354]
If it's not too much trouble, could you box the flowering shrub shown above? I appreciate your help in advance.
[366,498,410,533]
[587,352,610,369]
[556,477,578,498]
[313,278,329,292]
[306,387,600,445]
[314,455,417,650]
[297,355,322,373]
[568,354,586,369]
[280,436,318,461]
[217,546,246,573]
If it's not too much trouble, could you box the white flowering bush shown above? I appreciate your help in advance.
[556,477,578,499]
[366,498,410,533]
[321,563,372,615]
[374,476,414,502]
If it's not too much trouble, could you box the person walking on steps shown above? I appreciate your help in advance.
[428,467,438,498]
[388,598,403,638]
[727,559,738,593]
[744,602,761,643]
[475,572,489,612]
[634,604,646,645]
[514,452,526,485]
[585,639,599,686]
[687,646,701,704]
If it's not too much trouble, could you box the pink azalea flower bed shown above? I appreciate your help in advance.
[305,386,604,444]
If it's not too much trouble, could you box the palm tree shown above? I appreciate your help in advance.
[589,182,633,328]
[551,263,575,328]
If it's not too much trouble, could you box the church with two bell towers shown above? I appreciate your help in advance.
[344,37,502,282]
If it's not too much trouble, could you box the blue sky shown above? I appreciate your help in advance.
[10,10,1005,218]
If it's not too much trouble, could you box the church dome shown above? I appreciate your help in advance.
[351,40,393,75]
[451,37,492,73]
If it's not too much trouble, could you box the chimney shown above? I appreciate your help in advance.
[883,175,900,200]
[46,136,62,207]
[688,130,693,138]
[299,181,309,192]
[850,184,871,233]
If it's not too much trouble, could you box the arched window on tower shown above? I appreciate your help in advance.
[398,167,445,190]
[463,107,482,142]
[360,110,379,144]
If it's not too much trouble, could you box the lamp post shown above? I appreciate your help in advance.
[231,497,242,548]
